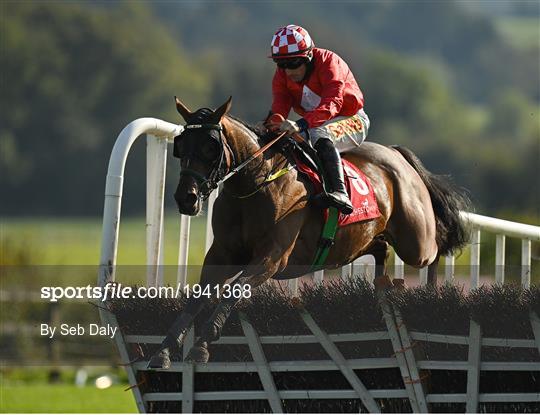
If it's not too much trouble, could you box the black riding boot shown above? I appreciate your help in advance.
[312,138,354,214]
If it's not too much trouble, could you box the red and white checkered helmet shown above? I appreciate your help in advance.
[269,25,314,59]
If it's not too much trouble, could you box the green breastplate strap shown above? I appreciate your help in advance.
[310,207,339,272]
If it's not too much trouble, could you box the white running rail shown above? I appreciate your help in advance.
[459,212,539,288]
[393,212,539,289]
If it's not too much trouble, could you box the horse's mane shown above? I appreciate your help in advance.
[226,115,274,144]
[189,108,274,144]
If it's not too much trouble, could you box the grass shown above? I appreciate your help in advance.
[1,215,538,285]
[1,214,207,266]
[1,214,209,287]
[0,384,137,413]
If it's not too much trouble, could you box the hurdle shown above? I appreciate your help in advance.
[99,118,540,413]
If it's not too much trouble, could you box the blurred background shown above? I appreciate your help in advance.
[0,0,538,412]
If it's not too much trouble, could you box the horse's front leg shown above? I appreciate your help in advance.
[184,272,250,364]
[147,246,241,369]
[185,231,302,363]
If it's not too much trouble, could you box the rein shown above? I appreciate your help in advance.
[227,156,294,199]
[220,130,287,183]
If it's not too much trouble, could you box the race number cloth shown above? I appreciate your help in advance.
[295,156,380,226]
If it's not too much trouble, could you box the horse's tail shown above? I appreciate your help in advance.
[390,145,471,256]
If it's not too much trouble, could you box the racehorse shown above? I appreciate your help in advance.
[148,97,470,368]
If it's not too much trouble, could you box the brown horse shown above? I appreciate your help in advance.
[148,97,470,368]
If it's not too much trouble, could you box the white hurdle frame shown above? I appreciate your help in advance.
[99,118,182,287]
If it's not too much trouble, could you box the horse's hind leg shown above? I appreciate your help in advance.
[365,236,394,291]
[427,254,440,287]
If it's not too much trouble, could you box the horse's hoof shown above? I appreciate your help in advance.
[147,349,171,370]
[185,345,210,364]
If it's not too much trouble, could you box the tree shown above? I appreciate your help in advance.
[0,1,209,215]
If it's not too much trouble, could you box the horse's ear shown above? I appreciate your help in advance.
[210,96,232,123]
[175,96,193,122]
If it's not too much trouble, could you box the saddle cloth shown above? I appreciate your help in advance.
[294,154,381,226]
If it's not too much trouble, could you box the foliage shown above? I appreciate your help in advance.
[387,283,470,334]
[300,277,385,333]
[0,1,209,215]
[467,283,533,338]
[0,1,538,218]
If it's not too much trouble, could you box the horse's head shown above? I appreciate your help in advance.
[172,96,233,215]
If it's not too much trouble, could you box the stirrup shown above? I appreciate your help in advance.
[311,191,353,214]
[328,192,353,214]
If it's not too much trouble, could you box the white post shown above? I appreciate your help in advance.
[521,239,531,289]
[313,270,324,285]
[495,234,505,285]
[352,255,374,283]
[341,263,352,280]
[205,188,218,254]
[146,134,168,287]
[445,254,454,283]
[466,319,482,412]
[288,277,299,296]
[470,229,481,289]
[394,254,404,280]
[419,267,428,286]
[177,214,191,288]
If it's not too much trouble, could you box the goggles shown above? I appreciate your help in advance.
[274,57,305,70]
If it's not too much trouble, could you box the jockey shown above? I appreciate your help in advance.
[267,24,370,214]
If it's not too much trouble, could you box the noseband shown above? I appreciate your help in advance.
[173,122,236,201]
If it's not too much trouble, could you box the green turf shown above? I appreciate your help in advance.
[1,214,206,266]
[2,215,208,287]
[2,215,538,283]
[0,384,137,413]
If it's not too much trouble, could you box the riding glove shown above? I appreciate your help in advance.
[279,119,301,134]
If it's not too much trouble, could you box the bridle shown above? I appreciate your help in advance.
[173,122,236,201]
[173,118,288,201]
